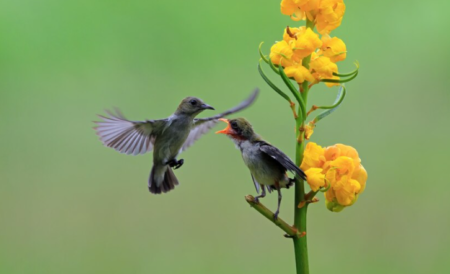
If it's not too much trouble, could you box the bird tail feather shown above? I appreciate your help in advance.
[148,165,179,194]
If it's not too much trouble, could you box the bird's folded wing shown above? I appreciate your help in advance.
[94,109,164,155]
[181,88,259,152]
[259,143,306,180]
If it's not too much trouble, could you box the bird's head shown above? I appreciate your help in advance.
[216,117,256,141]
[176,97,215,116]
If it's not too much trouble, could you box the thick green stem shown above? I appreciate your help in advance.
[293,122,308,274]
[292,18,315,274]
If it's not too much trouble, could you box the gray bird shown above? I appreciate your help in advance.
[216,117,306,219]
[94,90,259,194]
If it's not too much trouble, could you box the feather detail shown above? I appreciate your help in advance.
[94,109,160,155]
[259,142,306,180]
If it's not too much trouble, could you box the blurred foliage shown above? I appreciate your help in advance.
[1,0,450,273]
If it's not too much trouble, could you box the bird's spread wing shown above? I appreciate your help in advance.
[180,120,218,152]
[180,88,260,152]
[94,109,165,155]
[259,142,306,180]
[193,88,259,125]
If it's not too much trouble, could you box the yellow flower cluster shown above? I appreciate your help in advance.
[280,0,345,34]
[301,142,367,212]
[269,27,346,87]
[270,0,347,87]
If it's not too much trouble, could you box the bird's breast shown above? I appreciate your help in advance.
[153,118,192,162]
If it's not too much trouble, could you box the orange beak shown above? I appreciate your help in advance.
[215,119,232,134]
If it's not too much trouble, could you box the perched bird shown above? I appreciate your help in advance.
[94,89,259,194]
[216,118,306,219]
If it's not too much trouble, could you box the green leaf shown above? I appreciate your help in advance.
[314,85,346,122]
[258,59,292,103]
[277,62,306,118]
[258,42,269,64]
[322,71,358,83]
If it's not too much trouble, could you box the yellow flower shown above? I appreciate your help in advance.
[269,40,294,67]
[304,122,315,140]
[280,0,345,34]
[283,26,305,43]
[281,0,321,21]
[301,142,367,211]
[272,7,350,87]
[320,34,347,63]
[284,64,315,84]
[296,0,320,12]
[300,142,325,170]
[329,156,355,177]
[324,184,336,202]
[316,0,346,34]
[324,143,360,163]
[282,27,321,62]
[310,56,338,79]
[292,28,322,59]
[334,175,361,205]
[280,0,306,21]
[352,165,368,193]
[305,168,326,191]
[281,0,306,21]
[325,155,365,207]
[280,0,296,15]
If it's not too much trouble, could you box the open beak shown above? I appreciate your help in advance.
[201,103,215,110]
[215,118,231,134]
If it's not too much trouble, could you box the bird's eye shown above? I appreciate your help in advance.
[230,121,238,129]
[189,99,197,106]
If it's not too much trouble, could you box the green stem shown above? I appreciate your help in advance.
[292,18,315,274]
[293,128,308,274]
[245,195,302,237]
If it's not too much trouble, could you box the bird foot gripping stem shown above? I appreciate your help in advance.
[286,178,295,189]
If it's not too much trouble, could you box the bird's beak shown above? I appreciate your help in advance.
[201,103,215,110]
[215,119,231,134]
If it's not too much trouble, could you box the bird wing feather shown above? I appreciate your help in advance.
[192,88,259,125]
[180,120,219,152]
[259,143,306,180]
[180,88,259,152]
[94,108,166,155]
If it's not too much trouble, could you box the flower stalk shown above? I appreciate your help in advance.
[251,1,365,273]
[292,18,315,274]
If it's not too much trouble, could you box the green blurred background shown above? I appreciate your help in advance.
[1,0,449,273]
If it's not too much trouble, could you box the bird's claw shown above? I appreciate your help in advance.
[273,211,279,221]
[166,159,184,169]
[254,197,259,204]
[286,178,295,189]
[174,159,184,169]
[166,159,176,167]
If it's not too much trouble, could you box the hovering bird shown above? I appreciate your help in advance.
[216,118,306,219]
[94,89,259,194]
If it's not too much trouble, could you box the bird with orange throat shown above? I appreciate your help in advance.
[216,118,306,219]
